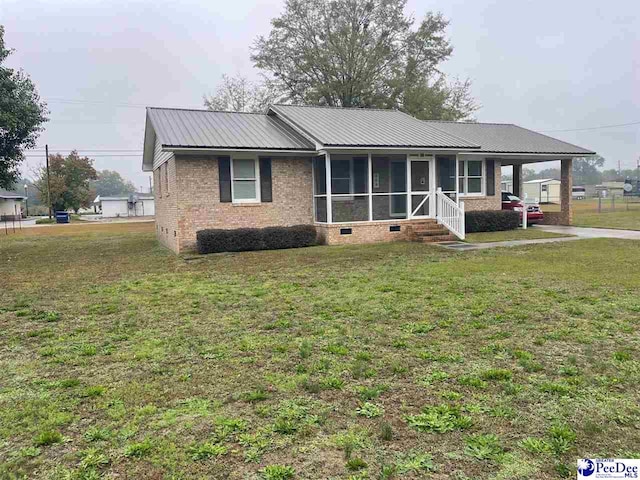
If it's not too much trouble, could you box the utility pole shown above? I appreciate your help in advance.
[46,144,52,219]
[148,176,152,194]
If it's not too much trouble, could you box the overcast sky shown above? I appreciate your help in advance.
[2,0,638,189]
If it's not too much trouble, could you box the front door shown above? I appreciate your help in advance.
[409,157,435,218]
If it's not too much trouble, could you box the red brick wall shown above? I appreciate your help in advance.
[169,155,313,252]
[153,157,179,252]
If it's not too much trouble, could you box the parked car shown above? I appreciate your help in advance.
[501,191,544,224]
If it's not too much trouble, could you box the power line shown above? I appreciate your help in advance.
[44,97,202,110]
[29,149,142,152]
[24,154,142,158]
[542,121,640,133]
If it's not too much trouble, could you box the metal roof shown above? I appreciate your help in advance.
[524,178,560,184]
[269,104,480,149]
[147,107,315,151]
[422,121,595,155]
[0,189,26,199]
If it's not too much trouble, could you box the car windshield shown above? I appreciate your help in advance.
[502,193,521,202]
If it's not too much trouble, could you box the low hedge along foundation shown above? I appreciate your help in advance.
[196,225,318,254]
[465,210,520,233]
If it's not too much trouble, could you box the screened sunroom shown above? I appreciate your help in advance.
[312,152,488,224]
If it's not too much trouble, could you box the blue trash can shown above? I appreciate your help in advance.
[55,211,70,224]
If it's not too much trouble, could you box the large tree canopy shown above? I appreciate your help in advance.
[91,170,136,197]
[34,151,97,212]
[203,74,282,113]
[249,0,478,119]
[0,25,48,189]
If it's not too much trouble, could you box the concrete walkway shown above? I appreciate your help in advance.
[438,225,640,251]
[535,224,640,240]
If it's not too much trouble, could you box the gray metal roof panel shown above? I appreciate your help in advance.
[423,121,595,155]
[269,104,480,149]
[146,107,315,150]
[0,189,26,199]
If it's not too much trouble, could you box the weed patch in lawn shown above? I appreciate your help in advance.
[405,404,472,433]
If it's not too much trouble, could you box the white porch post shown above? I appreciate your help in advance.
[429,156,436,218]
[455,154,460,204]
[406,155,411,219]
[325,152,332,224]
[367,153,373,221]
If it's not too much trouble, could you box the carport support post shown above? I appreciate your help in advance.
[512,164,523,197]
[559,158,573,225]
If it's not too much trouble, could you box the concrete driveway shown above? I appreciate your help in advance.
[535,225,640,240]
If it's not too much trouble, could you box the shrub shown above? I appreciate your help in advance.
[465,210,520,233]
[197,225,317,254]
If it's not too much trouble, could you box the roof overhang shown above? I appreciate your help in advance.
[0,195,26,200]
[142,112,156,172]
[459,151,592,165]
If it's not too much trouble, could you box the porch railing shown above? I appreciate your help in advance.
[435,188,465,240]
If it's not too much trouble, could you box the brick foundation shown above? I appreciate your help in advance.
[315,220,411,245]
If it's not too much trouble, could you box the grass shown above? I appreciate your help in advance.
[544,198,640,230]
[1,223,640,478]
[465,228,573,243]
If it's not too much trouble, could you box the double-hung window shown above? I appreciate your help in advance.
[231,158,260,203]
[458,159,484,196]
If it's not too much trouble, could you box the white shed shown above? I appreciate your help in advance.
[95,194,155,218]
[0,189,26,220]
[523,178,561,203]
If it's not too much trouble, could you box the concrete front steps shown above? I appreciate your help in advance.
[406,219,457,243]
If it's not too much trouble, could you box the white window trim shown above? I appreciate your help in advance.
[230,156,261,203]
[459,159,485,197]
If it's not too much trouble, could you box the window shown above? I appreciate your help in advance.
[458,160,484,196]
[231,158,260,202]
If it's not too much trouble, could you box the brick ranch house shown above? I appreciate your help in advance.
[141,104,595,253]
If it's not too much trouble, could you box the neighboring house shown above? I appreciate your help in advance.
[0,189,26,220]
[141,105,595,253]
[523,178,561,203]
[597,181,625,198]
[94,194,155,218]
[501,180,513,192]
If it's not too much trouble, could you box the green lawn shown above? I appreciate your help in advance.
[573,210,640,231]
[543,198,640,231]
[1,227,640,479]
[465,229,572,243]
